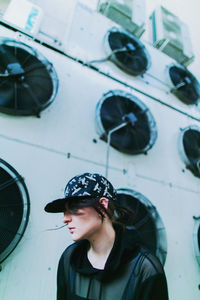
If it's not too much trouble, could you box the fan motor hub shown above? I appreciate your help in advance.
[122,112,138,126]
[7,63,24,76]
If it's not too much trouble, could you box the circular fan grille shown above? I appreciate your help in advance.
[116,188,167,265]
[96,90,157,154]
[0,158,30,263]
[0,38,58,116]
[168,64,200,105]
[193,218,200,266]
[105,27,151,75]
[178,126,200,178]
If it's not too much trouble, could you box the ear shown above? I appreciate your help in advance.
[99,197,109,209]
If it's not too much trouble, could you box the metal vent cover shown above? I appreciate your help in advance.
[104,27,151,76]
[0,37,59,116]
[178,125,200,178]
[0,158,30,263]
[116,188,167,265]
[193,217,200,266]
[166,63,200,105]
[95,90,157,154]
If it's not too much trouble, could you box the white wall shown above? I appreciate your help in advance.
[0,2,200,300]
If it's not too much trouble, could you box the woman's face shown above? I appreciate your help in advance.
[63,206,103,242]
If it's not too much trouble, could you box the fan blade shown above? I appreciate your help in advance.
[0,81,15,107]
[109,32,125,50]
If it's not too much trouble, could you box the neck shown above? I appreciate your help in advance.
[87,220,115,269]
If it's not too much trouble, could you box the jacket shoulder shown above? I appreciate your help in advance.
[59,242,77,263]
[144,252,164,273]
[57,243,77,280]
[135,250,165,279]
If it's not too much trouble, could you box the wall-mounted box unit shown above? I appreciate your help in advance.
[0,0,11,17]
[97,0,145,38]
[3,0,43,34]
[150,5,194,66]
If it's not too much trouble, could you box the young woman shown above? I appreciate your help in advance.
[45,173,169,300]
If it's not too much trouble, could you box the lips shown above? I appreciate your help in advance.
[68,227,75,233]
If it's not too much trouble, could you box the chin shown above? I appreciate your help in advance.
[71,235,82,242]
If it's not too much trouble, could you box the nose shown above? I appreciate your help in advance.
[63,212,72,224]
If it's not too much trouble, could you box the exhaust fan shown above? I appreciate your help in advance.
[0,158,30,263]
[95,90,157,154]
[178,126,200,178]
[116,188,167,265]
[0,37,58,116]
[167,64,200,105]
[105,27,151,76]
[193,217,200,266]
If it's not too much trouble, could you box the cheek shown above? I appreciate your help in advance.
[84,217,102,232]
[78,216,102,235]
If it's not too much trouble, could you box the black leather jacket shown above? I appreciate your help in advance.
[57,226,169,300]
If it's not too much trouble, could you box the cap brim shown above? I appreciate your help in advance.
[44,195,93,213]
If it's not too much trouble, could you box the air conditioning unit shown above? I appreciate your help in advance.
[3,0,43,34]
[150,5,194,66]
[97,0,146,38]
[0,0,11,17]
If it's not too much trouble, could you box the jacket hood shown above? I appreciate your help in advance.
[70,224,141,282]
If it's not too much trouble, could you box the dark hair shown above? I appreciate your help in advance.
[64,197,136,227]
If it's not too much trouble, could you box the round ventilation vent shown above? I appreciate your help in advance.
[193,217,200,266]
[96,90,157,154]
[178,126,200,178]
[116,188,167,265]
[0,37,58,116]
[167,63,200,105]
[0,158,30,263]
[105,27,151,75]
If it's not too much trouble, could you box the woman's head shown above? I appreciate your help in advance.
[63,197,115,241]
[44,173,117,213]
[64,195,135,227]
[64,196,114,221]
[44,172,135,228]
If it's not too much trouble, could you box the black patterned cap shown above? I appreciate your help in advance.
[44,173,117,213]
